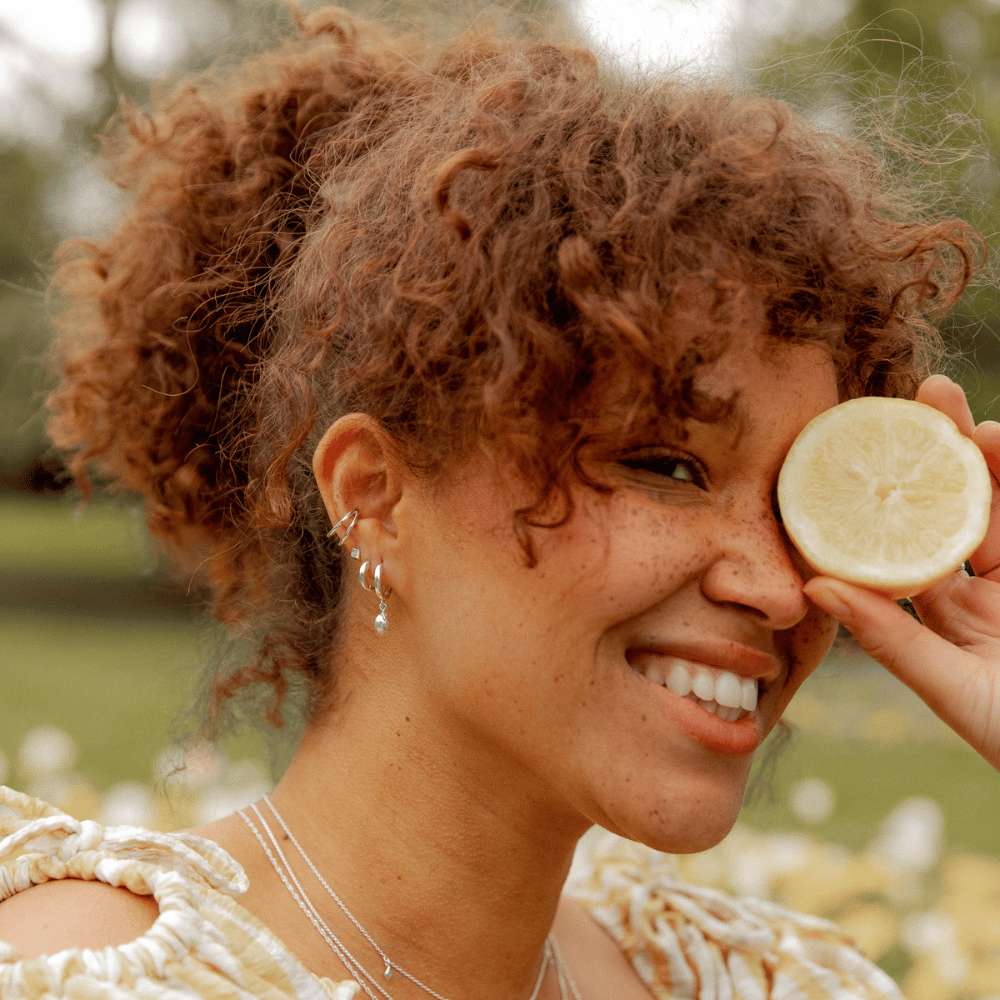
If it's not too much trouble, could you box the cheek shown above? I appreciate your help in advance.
[784,606,839,697]
[534,493,697,599]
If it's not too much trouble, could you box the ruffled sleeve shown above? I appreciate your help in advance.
[0,787,359,1000]
[568,831,904,1000]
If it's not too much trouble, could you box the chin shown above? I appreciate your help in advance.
[593,771,748,855]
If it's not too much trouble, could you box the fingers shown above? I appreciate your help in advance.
[973,419,1000,474]
[805,575,1000,769]
[804,577,926,673]
[917,377,1000,580]
[968,419,1000,579]
[916,374,976,436]
[804,576,966,717]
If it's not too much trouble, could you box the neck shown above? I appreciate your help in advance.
[264,675,588,1000]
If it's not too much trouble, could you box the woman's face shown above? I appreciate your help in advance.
[392,323,841,854]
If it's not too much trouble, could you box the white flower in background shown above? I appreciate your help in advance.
[152,744,185,784]
[154,740,222,788]
[868,797,945,872]
[194,758,271,825]
[99,781,155,827]
[903,909,956,952]
[789,777,836,825]
[18,725,77,778]
[725,831,814,898]
[902,909,970,987]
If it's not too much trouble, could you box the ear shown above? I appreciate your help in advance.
[313,414,404,549]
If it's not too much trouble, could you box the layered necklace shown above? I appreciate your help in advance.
[238,796,583,1000]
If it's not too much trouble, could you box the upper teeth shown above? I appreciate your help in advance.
[634,656,758,712]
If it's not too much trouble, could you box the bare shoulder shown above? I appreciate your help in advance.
[554,896,653,999]
[0,879,160,960]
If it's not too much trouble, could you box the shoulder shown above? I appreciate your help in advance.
[0,786,337,1000]
[0,879,159,959]
[567,831,905,1000]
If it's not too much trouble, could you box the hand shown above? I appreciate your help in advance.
[803,375,1000,771]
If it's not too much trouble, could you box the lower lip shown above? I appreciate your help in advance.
[645,680,765,755]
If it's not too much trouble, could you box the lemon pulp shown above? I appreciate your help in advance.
[777,397,991,598]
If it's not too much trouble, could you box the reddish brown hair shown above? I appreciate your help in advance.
[46,8,983,733]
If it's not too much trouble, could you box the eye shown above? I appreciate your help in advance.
[619,453,707,488]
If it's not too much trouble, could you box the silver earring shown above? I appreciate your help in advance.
[358,561,390,634]
[373,563,389,635]
[327,509,360,560]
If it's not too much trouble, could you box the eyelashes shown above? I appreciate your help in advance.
[618,452,707,489]
[615,450,788,532]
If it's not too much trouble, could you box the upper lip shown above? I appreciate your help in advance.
[625,640,783,684]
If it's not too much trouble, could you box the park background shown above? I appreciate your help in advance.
[1,0,999,996]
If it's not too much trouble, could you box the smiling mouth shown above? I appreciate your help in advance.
[628,655,760,723]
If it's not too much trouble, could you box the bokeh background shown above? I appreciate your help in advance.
[1,0,999,996]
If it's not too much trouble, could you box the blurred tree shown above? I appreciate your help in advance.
[3,0,998,490]
[0,147,60,490]
[0,0,566,493]
[759,0,1000,416]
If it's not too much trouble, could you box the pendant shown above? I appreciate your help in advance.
[374,610,388,634]
[384,964,392,980]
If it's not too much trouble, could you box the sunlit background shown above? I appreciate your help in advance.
[2,1,999,997]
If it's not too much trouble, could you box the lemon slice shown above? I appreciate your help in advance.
[778,397,992,598]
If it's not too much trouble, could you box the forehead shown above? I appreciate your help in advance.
[669,276,837,417]
[583,274,840,450]
[694,334,839,449]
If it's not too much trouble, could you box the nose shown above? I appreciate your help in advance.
[700,502,810,630]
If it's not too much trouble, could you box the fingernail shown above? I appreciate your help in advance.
[804,578,853,620]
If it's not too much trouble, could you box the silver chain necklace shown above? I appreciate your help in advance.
[238,796,582,1000]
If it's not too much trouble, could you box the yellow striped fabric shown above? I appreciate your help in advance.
[0,788,902,1000]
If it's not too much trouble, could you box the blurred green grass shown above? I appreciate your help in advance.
[0,493,276,790]
[1,492,997,857]
[0,609,200,789]
[743,724,999,857]
[1,493,158,576]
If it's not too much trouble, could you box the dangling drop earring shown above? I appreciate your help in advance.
[373,563,389,635]
[358,560,391,635]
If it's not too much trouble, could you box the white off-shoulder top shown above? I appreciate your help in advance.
[0,786,902,999]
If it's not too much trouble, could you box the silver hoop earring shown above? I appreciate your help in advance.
[327,509,360,560]
[373,563,389,635]
[358,560,372,591]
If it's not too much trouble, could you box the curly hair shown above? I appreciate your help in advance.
[46,6,985,736]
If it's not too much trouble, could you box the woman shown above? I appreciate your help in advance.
[0,8,997,999]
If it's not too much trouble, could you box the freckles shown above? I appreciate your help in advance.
[800,611,838,645]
